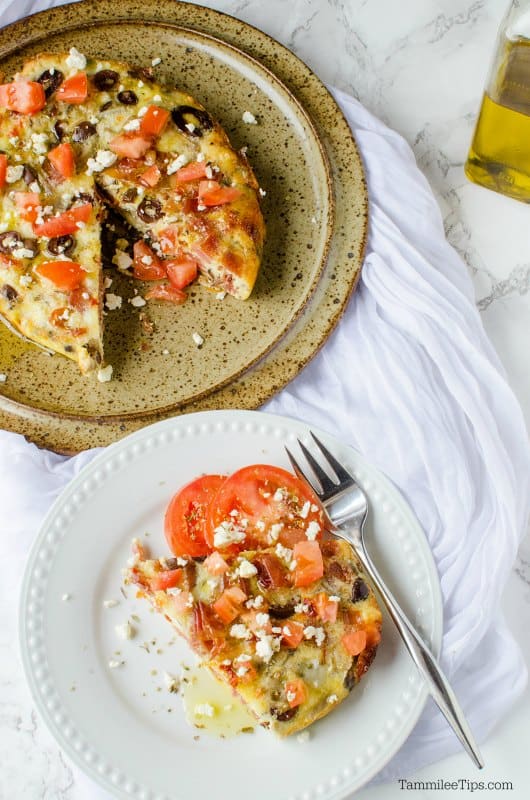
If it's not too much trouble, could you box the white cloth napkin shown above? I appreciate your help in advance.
[1,0,529,795]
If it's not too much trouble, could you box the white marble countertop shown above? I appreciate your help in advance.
[2,1,529,798]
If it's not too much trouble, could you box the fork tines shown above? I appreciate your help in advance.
[285,432,355,500]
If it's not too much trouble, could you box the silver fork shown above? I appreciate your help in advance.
[286,432,484,769]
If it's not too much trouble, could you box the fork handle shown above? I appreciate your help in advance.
[349,530,484,770]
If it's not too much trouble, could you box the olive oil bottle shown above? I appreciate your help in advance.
[466,4,530,202]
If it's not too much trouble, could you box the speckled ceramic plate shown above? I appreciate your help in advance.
[0,1,367,453]
[19,410,442,800]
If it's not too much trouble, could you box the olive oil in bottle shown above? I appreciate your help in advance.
[466,4,530,202]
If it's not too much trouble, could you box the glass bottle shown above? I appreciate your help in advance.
[465,0,530,202]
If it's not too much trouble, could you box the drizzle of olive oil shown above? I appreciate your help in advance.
[181,665,255,738]
[466,40,530,201]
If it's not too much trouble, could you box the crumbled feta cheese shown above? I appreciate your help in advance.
[192,332,204,347]
[29,181,40,193]
[141,254,152,265]
[167,153,189,174]
[299,500,311,519]
[275,543,292,563]
[258,187,266,197]
[196,203,206,212]
[273,488,285,502]
[123,118,141,131]
[164,672,180,693]
[66,46,87,71]
[151,57,162,66]
[31,133,48,154]
[162,348,169,355]
[112,250,133,271]
[328,595,340,603]
[115,621,134,640]
[304,626,326,647]
[311,504,319,512]
[215,291,226,300]
[268,522,283,542]
[152,94,162,102]
[138,80,144,88]
[213,520,246,548]
[286,690,296,703]
[205,165,213,179]
[19,275,32,287]
[255,632,280,663]
[255,519,265,532]
[97,365,113,383]
[185,122,196,133]
[236,558,257,578]
[245,595,264,609]
[61,593,71,602]
[230,624,251,640]
[0,373,6,383]
[327,694,338,704]
[130,295,146,307]
[12,247,36,259]
[242,110,258,125]
[104,276,113,289]
[166,587,182,596]
[236,665,249,677]
[86,149,117,174]
[6,165,24,183]
[103,599,119,608]
[8,136,18,146]
[255,612,270,627]
[289,560,297,571]
[108,659,123,669]
[234,653,252,663]
[297,730,311,743]
[105,293,122,311]
[305,520,321,540]
[138,106,148,117]
[89,116,98,125]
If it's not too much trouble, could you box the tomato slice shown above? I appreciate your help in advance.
[47,142,75,179]
[139,164,162,187]
[175,161,208,182]
[0,154,7,188]
[109,133,152,159]
[213,586,247,624]
[164,474,226,558]
[293,541,324,588]
[285,678,307,708]
[203,551,229,575]
[15,192,40,223]
[206,464,323,551]
[35,261,86,291]
[281,620,305,648]
[166,259,198,289]
[132,240,166,280]
[198,180,241,207]
[341,629,367,656]
[140,105,170,137]
[56,73,88,104]
[313,592,339,623]
[145,283,187,304]
[33,203,92,237]
[0,81,46,114]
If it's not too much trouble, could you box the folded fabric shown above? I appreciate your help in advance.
[0,2,529,795]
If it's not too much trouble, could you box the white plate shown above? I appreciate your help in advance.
[19,410,442,800]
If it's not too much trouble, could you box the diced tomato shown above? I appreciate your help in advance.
[242,609,272,635]
[198,180,241,207]
[69,287,96,311]
[132,240,166,280]
[35,260,86,291]
[204,551,229,576]
[145,283,187,303]
[0,81,46,114]
[15,192,40,223]
[56,72,88,104]
[49,307,87,336]
[166,259,198,289]
[281,620,305,648]
[33,203,92,238]
[192,601,225,656]
[341,629,367,656]
[175,161,208,182]
[251,552,288,590]
[313,592,339,623]
[139,164,162,187]
[150,568,183,592]
[233,660,257,684]
[213,586,247,624]
[292,541,324,588]
[157,225,181,255]
[206,465,323,551]
[0,154,7,188]
[109,133,152,159]
[285,678,307,708]
[164,474,226,558]
[171,590,193,614]
[47,142,75,179]
[140,105,170,137]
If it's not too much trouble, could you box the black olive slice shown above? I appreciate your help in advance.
[1,283,18,304]
[93,69,120,90]
[128,66,154,83]
[22,238,38,257]
[37,68,64,98]
[53,120,67,141]
[99,100,112,112]
[47,235,75,256]
[137,197,163,223]
[270,706,298,722]
[344,661,357,691]
[171,105,213,137]
[117,90,138,105]
[0,231,23,254]
[268,602,296,620]
[72,121,97,142]
[351,577,369,603]
[22,165,37,185]
[122,187,138,203]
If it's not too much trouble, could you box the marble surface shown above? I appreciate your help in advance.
[1,0,529,798]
